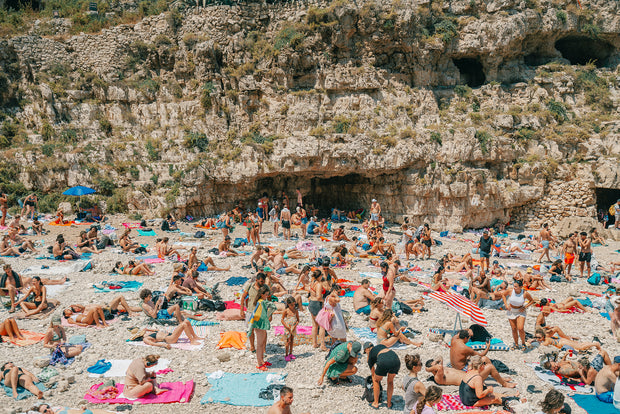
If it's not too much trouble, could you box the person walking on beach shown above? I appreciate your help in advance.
[478,230,493,274]
[537,223,555,263]
[280,204,291,240]
[562,233,577,280]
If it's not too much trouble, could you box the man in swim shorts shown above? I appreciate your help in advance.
[578,231,592,278]
[537,223,555,263]
[280,204,291,240]
[353,279,375,315]
[478,230,493,274]
[562,233,577,280]
[370,199,381,228]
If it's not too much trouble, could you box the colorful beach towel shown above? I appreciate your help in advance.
[85,381,193,404]
[93,281,143,292]
[128,326,208,351]
[273,325,313,346]
[435,394,480,411]
[137,229,157,236]
[201,372,286,406]
[216,331,247,350]
[466,338,510,351]
[122,222,142,229]
[225,276,249,286]
[1,380,47,400]
[1,330,45,346]
[571,394,619,414]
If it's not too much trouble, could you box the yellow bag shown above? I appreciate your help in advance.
[610,204,616,215]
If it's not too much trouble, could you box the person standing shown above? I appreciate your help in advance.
[0,192,7,227]
[295,188,303,208]
[370,199,381,228]
[537,223,556,263]
[578,231,592,278]
[502,279,534,350]
[248,285,277,371]
[240,273,267,352]
[21,193,38,220]
[298,205,308,239]
[380,262,396,310]
[269,202,280,238]
[562,233,577,281]
[478,230,493,274]
[280,204,291,240]
[614,199,620,229]
[364,342,401,409]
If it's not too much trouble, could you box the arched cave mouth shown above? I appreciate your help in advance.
[595,187,620,227]
[524,53,555,67]
[555,36,615,67]
[453,58,486,88]
[189,172,407,219]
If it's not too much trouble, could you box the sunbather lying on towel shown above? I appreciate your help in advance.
[142,320,203,349]
[425,356,466,386]
[0,317,24,341]
[112,260,154,276]
[0,362,43,399]
[532,329,602,351]
[32,404,117,414]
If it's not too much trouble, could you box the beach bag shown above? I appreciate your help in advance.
[213,300,226,311]
[181,296,198,311]
[588,273,601,285]
[362,375,382,403]
[550,275,564,283]
[316,306,333,331]
[161,220,170,231]
[198,299,216,311]
[194,231,205,238]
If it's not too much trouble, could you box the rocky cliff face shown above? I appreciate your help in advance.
[0,0,619,232]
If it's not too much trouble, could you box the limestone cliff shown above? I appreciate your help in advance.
[0,0,619,232]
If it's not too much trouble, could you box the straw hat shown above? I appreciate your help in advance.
[128,327,146,341]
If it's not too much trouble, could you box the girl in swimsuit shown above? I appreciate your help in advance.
[281,296,300,361]
[459,356,509,407]
[308,270,326,350]
[502,280,534,350]
[368,297,384,332]
[531,329,601,351]
[375,309,422,348]
[142,320,203,349]
[43,316,83,358]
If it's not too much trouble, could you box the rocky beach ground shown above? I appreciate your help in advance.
[2,216,619,414]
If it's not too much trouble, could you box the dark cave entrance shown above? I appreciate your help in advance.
[555,36,615,67]
[595,187,620,226]
[524,53,555,67]
[453,58,486,88]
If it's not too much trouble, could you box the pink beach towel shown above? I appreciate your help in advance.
[85,381,194,404]
[435,394,485,411]
[122,223,142,229]
[62,317,118,329]
[273,325,312,336]
[144,258,165,264]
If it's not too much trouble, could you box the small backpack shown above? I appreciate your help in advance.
[587,273,601,285]
[194,231,205,238]
[361,375,382,403]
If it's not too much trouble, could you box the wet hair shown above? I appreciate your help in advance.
[256,272,267,281]
[425,359,435,368]
[540,389,564,414]
[139,289,153,301]
[540,298,548,306]
[458,329,470,340]
[405,354,421,371]
[514,279,523,287]
[580,231,587,236]
[417,385,442,414]
[361,279,370,285]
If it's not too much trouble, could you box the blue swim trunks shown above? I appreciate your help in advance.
[597,391,613,403]
[480,251,490,258]
[542,240,550,249]
[157,309,173,320]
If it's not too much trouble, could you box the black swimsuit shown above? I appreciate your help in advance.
[459,374,483,406]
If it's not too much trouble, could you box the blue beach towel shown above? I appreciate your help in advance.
[87,359,112,374]
[2,380,47,400]
[137,229,157,237]
[439,231,449,237]
[226,277,249,286]
[93,281,143,292]
[466,338,510,351]
[571,394,619,414]
[190,320,220,326]
[201,372,286,406]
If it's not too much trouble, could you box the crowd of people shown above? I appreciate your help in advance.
[0,191,619,414]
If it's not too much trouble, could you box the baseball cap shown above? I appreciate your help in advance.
[350,341,362,358]
[263,266,272,272]
[363,341,374,351]
[372,199,377,202]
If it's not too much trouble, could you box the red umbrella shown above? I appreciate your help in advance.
[427,290,488,327]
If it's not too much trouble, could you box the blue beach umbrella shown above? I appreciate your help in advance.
[62,186,97,211]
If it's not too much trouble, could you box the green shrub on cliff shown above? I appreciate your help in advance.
[475,130,492,153]
[184,131,209,152]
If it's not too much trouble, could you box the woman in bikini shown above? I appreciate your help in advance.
[0,317,25,341]
[76,231,99,254]
[531,329,601,352]
[112,260,155,276]
[119,230,141,253]
[34,404,118,414]
[502,279,535,350]
[459,356,508,407]
[21,193,37,220]
[375,309,422,348]
[294,265,312,292]
[539,297,589,313]
[368,297,384,332]
[431,266,450,292]
[63,304,108,328]
[381,262,396,309]
[0,362,43,399]
[142,320,203,349]
[0,235,23,256]
[15,277,47,317]
[43,316,83,358]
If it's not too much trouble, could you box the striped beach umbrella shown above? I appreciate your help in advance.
[427,290,488,326]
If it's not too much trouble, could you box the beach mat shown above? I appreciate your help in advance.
[571,394,619,414]
[23,262,91,275]
[1,330,45,346]
[2,380,47,400]
[128,326,208,351]
[216,331,247,350]
[201,372,286,406]
[273,325,313,346]
[137,229,157,237]
[93,281,143,292]
[85,381,193,404]
[527,363,594,394]
[467,338,510,351]
[87,359,170,378]
[14,299,59,320]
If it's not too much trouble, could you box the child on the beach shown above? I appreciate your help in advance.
[281,296,299,362]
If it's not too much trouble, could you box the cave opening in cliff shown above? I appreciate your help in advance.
[524,53,555,67]
[555,36,615,67]
[595,187,620,226]
[453,58,486,88]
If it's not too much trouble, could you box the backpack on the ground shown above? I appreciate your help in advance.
[194,231,205,238]
[324,340,344,360]
[587,273,601,285]
[361,375,382,403]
